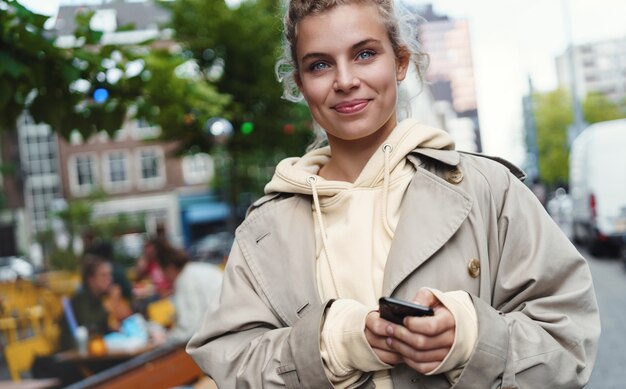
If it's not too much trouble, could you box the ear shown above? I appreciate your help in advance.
[396,47,410,82]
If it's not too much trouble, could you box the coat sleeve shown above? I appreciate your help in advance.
[186,239,335,389]
[455,169,600,388]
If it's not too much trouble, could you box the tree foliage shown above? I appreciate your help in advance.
[532,89,572,186]
[0,0,229,143]
[583,92,624,124]
[165,0,313,197]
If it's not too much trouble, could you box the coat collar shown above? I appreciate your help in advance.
[410,147,461,166]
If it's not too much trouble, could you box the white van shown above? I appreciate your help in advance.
[569,119,626,254]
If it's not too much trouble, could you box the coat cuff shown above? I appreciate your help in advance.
[452,295,509,387]
[282,300,335,389]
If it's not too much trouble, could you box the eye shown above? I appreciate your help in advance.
[309,62,329,72]
[357,50,376,61]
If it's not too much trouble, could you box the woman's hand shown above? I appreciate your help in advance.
[364,311,403,365]
[385,289,455,374]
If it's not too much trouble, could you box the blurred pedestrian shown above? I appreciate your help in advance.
[153,240,222,344]
[188,1,600,387]
[531,177,547,207]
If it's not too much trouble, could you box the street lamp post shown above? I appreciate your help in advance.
[562,0,587,146]
[204,118,236,232]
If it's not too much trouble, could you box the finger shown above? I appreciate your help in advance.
[412,288,440,308]
[388,324,455,351]
[386,337,449,363]
[371,347,403,366]
[403,358,442,375]
[365,328,395,352]
[366,311,396,337]
[403,308,455,336]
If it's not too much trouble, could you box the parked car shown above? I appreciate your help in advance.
[0,256,35,282]
[569,119,626,255]
[188,231,234,264]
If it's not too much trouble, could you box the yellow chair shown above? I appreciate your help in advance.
[147,298,175,328]
[0,316,18,344]
[4,336,54,382]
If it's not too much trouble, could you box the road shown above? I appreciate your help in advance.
[584,247,626,388]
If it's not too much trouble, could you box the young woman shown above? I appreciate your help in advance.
[187,1,600,388]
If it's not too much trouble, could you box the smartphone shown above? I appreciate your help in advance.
[378,296,434,325]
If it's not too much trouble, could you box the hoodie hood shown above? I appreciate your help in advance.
[265,118,455,196]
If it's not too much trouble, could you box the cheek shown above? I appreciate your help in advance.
[300,78,328,105]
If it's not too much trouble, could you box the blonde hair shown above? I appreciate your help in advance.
[275,0,428,149]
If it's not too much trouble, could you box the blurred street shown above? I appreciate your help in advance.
[584,247,626,388]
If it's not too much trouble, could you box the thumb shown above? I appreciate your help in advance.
[412,287,440,308]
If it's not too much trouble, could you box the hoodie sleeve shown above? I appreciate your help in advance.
[320,299,391,387]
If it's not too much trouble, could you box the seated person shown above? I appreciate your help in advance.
[59,254,132,351]
[135,238,173,298]
[35,255,132,386]
[153,241,222,344]
[84,238,133,301]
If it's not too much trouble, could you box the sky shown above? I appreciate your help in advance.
[17,0,626,164]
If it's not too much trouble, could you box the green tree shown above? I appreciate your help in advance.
[532,89,572,186]
[0,0,229,141]
[583,92,624,124]
[166,0,313,197]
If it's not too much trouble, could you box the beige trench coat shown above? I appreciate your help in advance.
[187,148,600,388]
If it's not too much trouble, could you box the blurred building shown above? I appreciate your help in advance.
[556,36,626,104]
[416,4,483,152]
[522,77,539,183]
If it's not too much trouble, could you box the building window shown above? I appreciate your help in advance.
[70,154,98,196]
[27,183,60,231]
[182,153,214,185]
[17,121,60,232]
[104,151,131,192]
[137,148,165,189]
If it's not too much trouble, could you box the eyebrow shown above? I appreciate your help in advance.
[300,38,382,63]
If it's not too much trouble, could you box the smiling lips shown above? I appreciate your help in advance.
[332,99,370,114]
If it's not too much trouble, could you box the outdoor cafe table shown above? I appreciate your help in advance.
[51,344,156,381]
[65,343,201,389]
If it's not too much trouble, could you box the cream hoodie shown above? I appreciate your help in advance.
[265,119,477,388]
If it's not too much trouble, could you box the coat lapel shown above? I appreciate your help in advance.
[238,195,320,326]
[382,154,473,296]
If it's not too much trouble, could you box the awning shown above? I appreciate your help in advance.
[185,202,229,224]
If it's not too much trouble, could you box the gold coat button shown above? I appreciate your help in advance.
[446,167,463,184]
[468,258,480,278]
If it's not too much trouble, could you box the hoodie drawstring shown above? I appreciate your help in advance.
[382,144,394,238]
[307,175,342,297]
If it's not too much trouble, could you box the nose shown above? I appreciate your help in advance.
[333,63,360,92]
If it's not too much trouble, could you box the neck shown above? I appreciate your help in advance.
[320,124,394,183]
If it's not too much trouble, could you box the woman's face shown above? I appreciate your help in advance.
[88,262,113,297]
[295,3,408,149]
